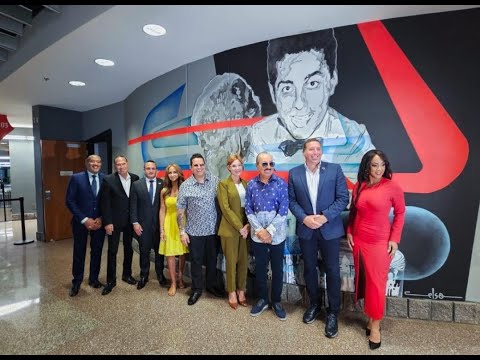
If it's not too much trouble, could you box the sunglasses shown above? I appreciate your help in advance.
[260,161,275,168]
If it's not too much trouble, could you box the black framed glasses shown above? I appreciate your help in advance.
[261,161,275,168]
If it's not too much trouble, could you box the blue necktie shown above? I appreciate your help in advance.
[91,175,97,196]
[149,180,154,204]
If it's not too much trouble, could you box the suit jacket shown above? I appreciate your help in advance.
[100,172,139,228]
[65,171,104,223]
[217,176,248,239]
[130,177,164,236]
[288,162,349,240]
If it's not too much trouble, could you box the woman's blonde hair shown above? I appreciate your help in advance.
[227,154,243,166]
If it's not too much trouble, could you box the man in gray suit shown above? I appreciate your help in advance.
[130,160,166,289]
[288,138,349,338]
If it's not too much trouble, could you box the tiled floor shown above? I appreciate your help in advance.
[1,220,479,355]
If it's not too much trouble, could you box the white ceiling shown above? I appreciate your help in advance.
[0,5,478,129]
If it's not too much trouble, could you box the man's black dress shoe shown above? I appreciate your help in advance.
[69,283,80,297]
[206,287,224,298]
[325,313,339,338]
[88,280,104,289]
[158,276,168,287]
[303,303,321,324]
[188,292,202,305]
[102,283,116,295]
[122,275,137,285]
[137,277,148,290]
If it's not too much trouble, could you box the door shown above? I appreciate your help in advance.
[86,129,112,174]
[42,140,86,241]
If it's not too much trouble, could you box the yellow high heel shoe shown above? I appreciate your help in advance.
[168,284,177,296]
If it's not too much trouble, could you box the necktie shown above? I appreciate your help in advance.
[149,180,154,204]
[91,175,97,196]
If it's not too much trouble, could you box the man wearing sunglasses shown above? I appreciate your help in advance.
[288,138,349,338]
[245,152,289,320]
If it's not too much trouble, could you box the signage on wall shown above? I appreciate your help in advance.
[0,114,14,140]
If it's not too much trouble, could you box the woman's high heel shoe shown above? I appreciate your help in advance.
[177,273,185,289]
[228,300,239,310]
[368,329,381,350]
[366,327,380,336]
[168,285,176,296]
[236,290,247,307]
[368,339,381,350]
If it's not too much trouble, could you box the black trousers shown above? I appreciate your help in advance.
[106,224,134,284]
[71,220,105,285]
[188,234,218,293]
[138,228,164,280]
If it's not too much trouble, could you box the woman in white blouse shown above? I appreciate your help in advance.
[217,154,250,309]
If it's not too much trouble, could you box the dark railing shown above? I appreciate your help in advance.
[0,181,33,245]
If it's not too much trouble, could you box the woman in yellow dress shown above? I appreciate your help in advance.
[159,163,189,296]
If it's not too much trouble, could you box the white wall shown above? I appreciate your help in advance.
[9,128,35,214]
[466,203,480,301]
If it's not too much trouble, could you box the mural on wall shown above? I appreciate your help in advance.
[128,8,480,300]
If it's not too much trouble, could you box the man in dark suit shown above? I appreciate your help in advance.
[65,154,106,297]
[288,138,349,338]
[100,156,140,295]
[130,160,166,289]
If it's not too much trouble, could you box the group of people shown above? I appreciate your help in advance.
[65,138,405,350]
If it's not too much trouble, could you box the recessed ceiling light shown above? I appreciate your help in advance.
[142,24,166,37]
[69,81,86,87]
[95,58,115,67]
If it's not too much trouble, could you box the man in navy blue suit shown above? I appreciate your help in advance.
[288,138,349,338]
[130,160,166,290]
[65,154,106,297]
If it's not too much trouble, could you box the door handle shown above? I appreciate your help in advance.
[45,190,51,200]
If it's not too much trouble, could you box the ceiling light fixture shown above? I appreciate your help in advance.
[4,135,34,141]
[142,24,166,37]
[69,81,86,87]
[94,58,115,67]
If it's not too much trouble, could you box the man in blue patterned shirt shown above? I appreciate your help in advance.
[246,151,289,320]
[177,153,223,306]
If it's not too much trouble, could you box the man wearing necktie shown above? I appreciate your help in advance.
[130,160,166,289]
[246,28,375,183]
[65,154,106,297]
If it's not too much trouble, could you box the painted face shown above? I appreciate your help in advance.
[273,50,335,139]
[369,154,386,182]
[228,159,243,177]
[115,157,128,177]
[167,166,179,183]
[144,161,157,179]
[303,140,322,166]
[86,155,101,174]
[190,157,206,178]
[256,153,275,180]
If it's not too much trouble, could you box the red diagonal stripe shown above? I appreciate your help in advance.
[358,21,469,193]
[128,116,264,145]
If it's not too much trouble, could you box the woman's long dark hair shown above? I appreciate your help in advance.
[352,150,393,208]
[162,163,184,201]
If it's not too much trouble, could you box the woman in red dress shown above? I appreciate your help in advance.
[347,150,405,350]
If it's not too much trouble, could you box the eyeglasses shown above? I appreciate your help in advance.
[260,162,275,168]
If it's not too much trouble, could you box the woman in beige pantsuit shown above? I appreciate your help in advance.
[217,154,250,309]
